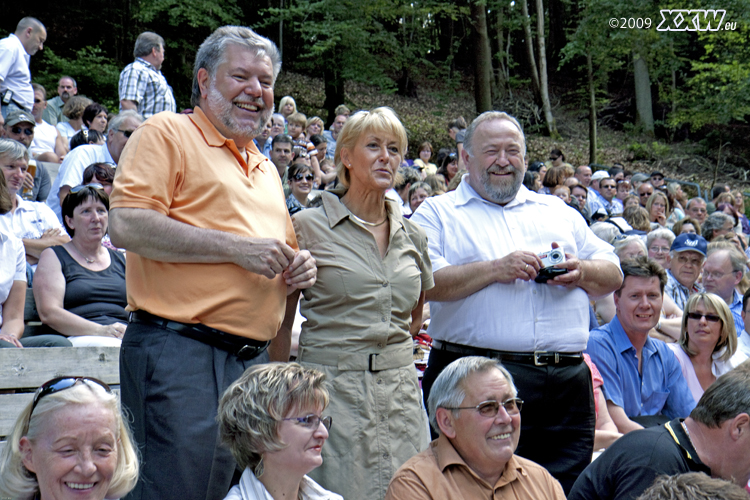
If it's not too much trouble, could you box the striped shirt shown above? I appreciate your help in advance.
[664,269,703,311]
[118,58,176,118]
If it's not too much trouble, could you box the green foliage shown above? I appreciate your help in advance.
[36,46,121,112]
[626,141,671,160]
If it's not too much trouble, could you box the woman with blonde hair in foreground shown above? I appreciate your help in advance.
[218,363,342,500]
[0,377,138,500]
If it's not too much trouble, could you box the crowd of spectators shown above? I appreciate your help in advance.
[2,17,750,500]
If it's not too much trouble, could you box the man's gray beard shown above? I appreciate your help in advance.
[481,169,523,204]
[206,84,273,139]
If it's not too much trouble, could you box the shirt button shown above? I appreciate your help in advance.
[380,415,386,422]
[381,317,387,322]
[382,281,389,287]
[383,452,389,459]
[377,343,383,348]
[532,290,537,295]
[377,379,382,385]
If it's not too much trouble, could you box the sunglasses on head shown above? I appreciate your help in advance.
[30,377,111,414]
[11,126,33,136]
[293,174,314,182]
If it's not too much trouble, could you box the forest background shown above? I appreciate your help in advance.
[4,0,750,195]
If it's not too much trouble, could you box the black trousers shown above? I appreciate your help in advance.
[120,321,269,500]
[422,347,595,495]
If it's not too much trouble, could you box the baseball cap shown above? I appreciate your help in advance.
[5,109,35,127]
[670,233,708,257]
[631,173,650,183]
[650,171,664,178]
[591,171,610,181]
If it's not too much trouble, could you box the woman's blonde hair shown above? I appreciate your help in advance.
[62,95,93,120]
[217,363,329,472]
[334,107,408,189]
[305,116,324,133]
[279,95,296,114]
[0,380,139,500]
[645,191,670,219]
[679,293,737,361]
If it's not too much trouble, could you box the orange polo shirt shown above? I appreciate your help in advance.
[110,107,297,340]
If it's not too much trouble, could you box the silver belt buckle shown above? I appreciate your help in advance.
[533,351,559,366]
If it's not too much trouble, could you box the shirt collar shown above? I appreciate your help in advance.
[189,107,267,174]
[731,289,742,308]
[135,57,158,71]
[609,315,657,355]
[13,194,35,213]
[453,174,529,209]
[320,189,405,234]
[433,435,524,488]
[9,34,30,63]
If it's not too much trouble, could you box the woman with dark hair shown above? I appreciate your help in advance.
[435,148,458,185]
[286,159,314,216]
[82,103,109,133]
[523,171,541,192]
[69,128,105,150]
[82,162,116,194]
[32,185,127,346]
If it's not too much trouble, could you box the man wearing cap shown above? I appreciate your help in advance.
[665,233,707,310]
[702,245,746,337]
[590,177,623,216]
[3,109,51,202]
[586,170,609,217]
[650,171,665,189]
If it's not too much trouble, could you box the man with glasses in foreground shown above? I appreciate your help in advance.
[45,109,143,222]
[385,356,565,499]
[586,257,695,435]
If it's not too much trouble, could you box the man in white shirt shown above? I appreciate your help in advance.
[410,111,623,494]
[29,83,68,163]
[0,139,68,272]
[0,17,46,126]
[46,110,143,221]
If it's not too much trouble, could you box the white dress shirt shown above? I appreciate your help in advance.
[0,228,26,327]
[732,330,750,367]
[0,34,33,111]
[47,143,115,221]
[0,195,64,270]
[410,176,620,352]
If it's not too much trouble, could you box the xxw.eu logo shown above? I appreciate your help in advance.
[656,10,736,31]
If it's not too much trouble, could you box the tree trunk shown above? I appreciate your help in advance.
[587,51,597,165]
[633,50,654,133]
[493,7,506,98]
[520,0,541,102]
[535,0,559,138]
[323,62,345,126]
[471,0,493,113]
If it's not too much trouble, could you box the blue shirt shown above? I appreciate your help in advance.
[729,289,744,337]
[586,316,695,419]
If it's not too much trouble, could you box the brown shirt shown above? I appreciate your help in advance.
[385,435,566,500]
[110,107,297,339]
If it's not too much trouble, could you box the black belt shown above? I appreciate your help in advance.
[129,311,269,361]
[432,340,583,367]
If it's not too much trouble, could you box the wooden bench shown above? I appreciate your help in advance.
[0,346,120,454]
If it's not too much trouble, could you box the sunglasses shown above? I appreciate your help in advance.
[283,414,333,430]
[11,126,34,136]
[293,174,314,182]
[686,312,721,323]
[31,377,111,414]
[118,129,134,138]
[443,397,524,418]
[70,183,104,193]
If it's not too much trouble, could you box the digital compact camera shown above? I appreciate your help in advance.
[535,247,568,283]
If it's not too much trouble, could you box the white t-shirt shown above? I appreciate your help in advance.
[30,120,60,156]
[0,228,26,328]
[0,195,64,270]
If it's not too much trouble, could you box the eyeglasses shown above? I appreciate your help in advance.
[443,398,524,418]
[11,126,34,136]
[70,183,104,193]
[118,129,134,138]
[703,270,737,280]
[649,246,670,254]
[283,414,333,430]
[687,312,721,323]
[31,377,111,414]
[293,174,314,182]
[639,191,653,197]
[601,184,617,190]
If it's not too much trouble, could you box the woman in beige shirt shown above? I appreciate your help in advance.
[290,107,434,500]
